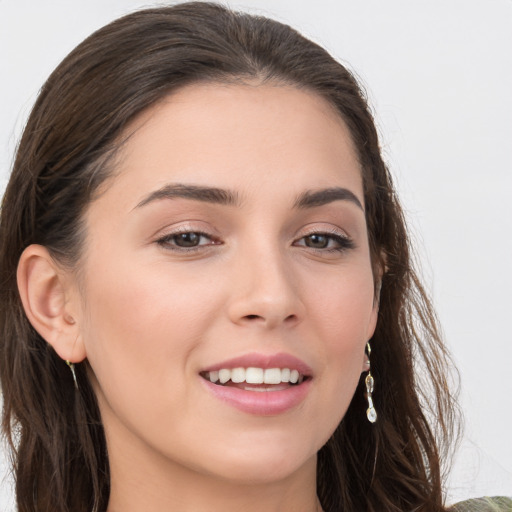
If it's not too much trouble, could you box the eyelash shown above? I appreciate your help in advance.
[156,229,354,253]
[156,230,219,252]
[293,231,355,253]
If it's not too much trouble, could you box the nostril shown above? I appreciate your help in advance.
[241,313,299,325]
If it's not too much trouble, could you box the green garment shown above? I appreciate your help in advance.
[451,496,512,511]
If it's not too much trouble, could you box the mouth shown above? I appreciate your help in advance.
[199,353,313,414]
[200,367,308,392]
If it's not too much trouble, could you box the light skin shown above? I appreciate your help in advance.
[18,83,379,512]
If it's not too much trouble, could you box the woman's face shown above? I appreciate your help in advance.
[74,83,378,484]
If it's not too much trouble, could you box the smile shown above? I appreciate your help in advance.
[202,367,305,388]
[199,354,312,415]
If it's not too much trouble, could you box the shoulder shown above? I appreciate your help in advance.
[450,497,512,512]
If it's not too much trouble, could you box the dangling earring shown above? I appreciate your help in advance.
[365,342,377,423]
[65,360,79,390]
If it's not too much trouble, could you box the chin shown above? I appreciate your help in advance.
[207,452,316,485]
[191,429,321,485]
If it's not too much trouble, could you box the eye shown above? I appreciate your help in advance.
[304,234,331,249]
[294,232,354,252]
[157,231,219,251]
[172,232,206,247]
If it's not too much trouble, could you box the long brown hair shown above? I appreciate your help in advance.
[0,3,459,511]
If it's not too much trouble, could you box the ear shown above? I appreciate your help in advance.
[362,305,378,373]
[17,244,86,363]
[366,266,383,335]
[361,269,384,373]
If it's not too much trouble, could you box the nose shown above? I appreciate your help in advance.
[226,245,304,329]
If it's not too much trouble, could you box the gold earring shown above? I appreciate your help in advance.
[65,360,78,390]
[365,342,377,423]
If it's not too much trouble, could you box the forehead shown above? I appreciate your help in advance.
[96,82,364,210]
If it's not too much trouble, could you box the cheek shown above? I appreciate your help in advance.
[303,264,374,416]
[307,263,375,346]
[79,258,221,396]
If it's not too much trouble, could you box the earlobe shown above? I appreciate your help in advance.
[17,244,86,363]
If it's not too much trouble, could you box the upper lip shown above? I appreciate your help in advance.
[201,352,313,377]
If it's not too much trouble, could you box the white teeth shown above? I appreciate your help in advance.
[219,369,231,384]
[231,367,245,383]
[245,367,264,384]
[263,368,282,384]
[204,367,306,386]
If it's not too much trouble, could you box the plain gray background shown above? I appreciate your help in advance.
[1,0,511,508]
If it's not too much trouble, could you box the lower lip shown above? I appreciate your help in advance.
[200,377,312,416]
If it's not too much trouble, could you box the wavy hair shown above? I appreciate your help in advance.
[0,3,459,511]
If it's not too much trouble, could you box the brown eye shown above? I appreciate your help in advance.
[172,232,202,247]
[294,232,355,252]
[304,234,329,249]
[157,230,220,252]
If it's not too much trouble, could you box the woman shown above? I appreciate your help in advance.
[0,3,509,512]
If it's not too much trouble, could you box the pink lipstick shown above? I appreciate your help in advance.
[199,352,312,416]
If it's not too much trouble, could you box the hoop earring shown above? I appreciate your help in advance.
[65,360,79,390]
[365,342,377,423]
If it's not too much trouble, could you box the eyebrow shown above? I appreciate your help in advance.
[293,187,364,210]
[135,183,363,211]
[135,183,240,209]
